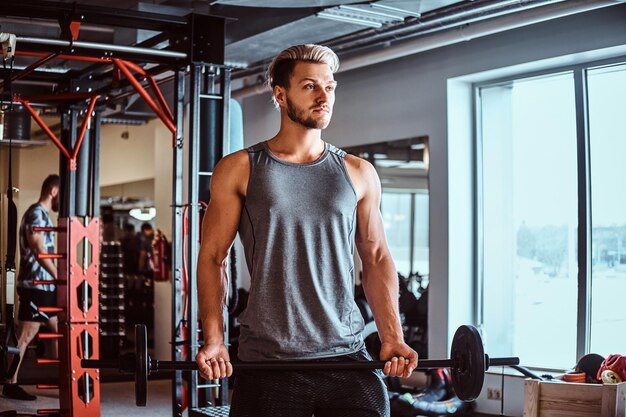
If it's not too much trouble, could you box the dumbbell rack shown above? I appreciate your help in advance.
[99,241,125,359]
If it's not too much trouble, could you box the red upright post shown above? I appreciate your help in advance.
[56,217,101,416]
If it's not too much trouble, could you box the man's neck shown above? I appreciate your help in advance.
[39,197,51,213]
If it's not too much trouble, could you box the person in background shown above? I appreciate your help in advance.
[3,175,59,401]
[120,222,140,275]
[137,222,154,278]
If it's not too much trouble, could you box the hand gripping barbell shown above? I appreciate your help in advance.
[82,324,519,406]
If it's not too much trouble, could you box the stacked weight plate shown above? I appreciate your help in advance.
[99,241,125,359]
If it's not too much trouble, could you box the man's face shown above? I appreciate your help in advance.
[51,186,59,213]
[278,62,337,130]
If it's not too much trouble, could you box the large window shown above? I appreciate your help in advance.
[477,60,626,369]
[588,63,626,355]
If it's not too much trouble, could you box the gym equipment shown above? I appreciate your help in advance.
[82,324,519,406]
[576,353,605,383]
[1,107,20,381]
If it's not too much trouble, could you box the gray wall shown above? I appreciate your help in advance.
[240,2,626,381]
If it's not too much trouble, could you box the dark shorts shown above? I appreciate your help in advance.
[230,349,389,417]
[17,288,58,322]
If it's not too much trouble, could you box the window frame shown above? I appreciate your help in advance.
[473,55,626,368]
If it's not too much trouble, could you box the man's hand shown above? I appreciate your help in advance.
[379,341,418,378]
[195,343,233,380]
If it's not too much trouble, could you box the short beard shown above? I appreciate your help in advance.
[286,96,329,130]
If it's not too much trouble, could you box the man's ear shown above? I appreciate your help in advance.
[274,85,286,107]
[51,186,59,198]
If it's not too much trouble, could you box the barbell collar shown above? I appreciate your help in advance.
[486,356,520,367]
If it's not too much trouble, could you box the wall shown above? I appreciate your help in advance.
[99,121,157,187]
[240,4,626,415]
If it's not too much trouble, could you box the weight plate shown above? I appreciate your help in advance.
[450,325,485,402]
[135,324,148,406]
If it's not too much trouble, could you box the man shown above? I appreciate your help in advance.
[3,174,59,401]
[195,44,417,416]
[120,223,140,275]
[137,222,154,277]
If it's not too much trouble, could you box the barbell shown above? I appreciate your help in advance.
[82,324,519,406]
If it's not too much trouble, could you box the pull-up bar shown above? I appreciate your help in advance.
[17,36,187,60]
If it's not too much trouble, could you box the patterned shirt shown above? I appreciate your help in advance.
[17,203,55,292]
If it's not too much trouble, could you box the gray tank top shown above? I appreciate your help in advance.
[237,141,365,361]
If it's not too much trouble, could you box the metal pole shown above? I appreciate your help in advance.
[17,36,187,59]
[188,64,202,409]
[574,68,592,359]
[171,68,185,417]
[219,67,231,406]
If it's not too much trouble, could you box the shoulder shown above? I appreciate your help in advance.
[344,154,378,181]
[212,149,250,196]
[343,154,380,200]
[213,149,249,176]
[25,203,45,221]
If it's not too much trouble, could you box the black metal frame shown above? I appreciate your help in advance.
[1,1,229,415]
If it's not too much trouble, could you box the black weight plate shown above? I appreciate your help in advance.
[450,325,485,402]
[135,324,148,406]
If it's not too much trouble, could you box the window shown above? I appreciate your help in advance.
[588,63,626,356]
[477,59,626,369]
[382,192,429,279]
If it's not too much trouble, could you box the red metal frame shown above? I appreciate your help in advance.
[70,22,81,41]
[33,226,67,232]
[39,307,65,313]
[112,58,176,133]
[37,253,66,260]
[37,358,61,364]
[19,99,71,160]
[16,50,111,63]
[38,333,64,340]
[18,96,99,170]
[13,50,177,139]
[0,53,59,90]
[33,279,66,285]
[56,217,102,417]
[148,75,174,121]
[37,384,61,389]
[26,93,100,102]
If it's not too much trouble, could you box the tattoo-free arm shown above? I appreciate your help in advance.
[354,160,417,377]
[26,232,58,279]
[196,150,248,379]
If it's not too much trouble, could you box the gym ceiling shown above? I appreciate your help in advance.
[0,0,579,131]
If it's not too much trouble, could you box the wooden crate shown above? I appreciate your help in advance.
[524,379,626,417]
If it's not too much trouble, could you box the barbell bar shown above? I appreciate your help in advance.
[82,324,519,406]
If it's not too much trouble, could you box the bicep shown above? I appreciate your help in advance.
[26,232,45,254]
[199,155,247,263]
[354,165,389,264]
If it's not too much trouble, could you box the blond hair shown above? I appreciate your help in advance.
[267,44,339,89]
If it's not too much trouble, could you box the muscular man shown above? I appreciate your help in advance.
[3,174,59,401]
[195,44,417,416]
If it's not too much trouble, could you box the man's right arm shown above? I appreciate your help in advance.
[196,150,249,380]
[27,232,58,280]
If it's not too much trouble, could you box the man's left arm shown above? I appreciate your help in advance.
[353,159,418,378]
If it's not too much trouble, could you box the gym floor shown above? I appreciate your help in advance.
[1,380,171,416]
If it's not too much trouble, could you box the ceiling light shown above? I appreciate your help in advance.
[129,207,156,221]
[338,5,404,22]
[316,11,383,28]
[370,3,421,18]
